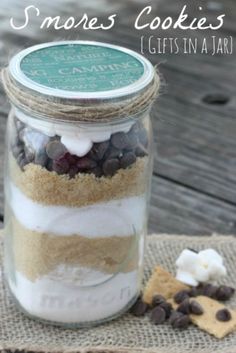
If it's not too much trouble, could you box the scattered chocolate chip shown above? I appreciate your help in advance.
[46,141,67,160]
[159,302,173,318]
[77,157,97,171]
[135,144,148,157]
[201,284,218,298]
[190,300,204,315]
[150,306,166,324]
[174,290,190,304]
[216,308,232,322]
[120,152,136,169]
[172,314,190,329]
[130,298,148,317]
[177,298,191,315]
[169,310,183,324]
[152,294,166,307]
[188,287,198,297]
[111,132,130,149]
[102,158,120,176]
[215,285,235,301]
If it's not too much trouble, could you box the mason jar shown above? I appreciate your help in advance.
[2,41,159,326]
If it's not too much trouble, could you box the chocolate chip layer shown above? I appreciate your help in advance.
[11,116,149,178]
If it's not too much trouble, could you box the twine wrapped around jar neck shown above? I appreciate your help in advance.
[1,67,160,123]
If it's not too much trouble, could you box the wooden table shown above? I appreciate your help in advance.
[0,0,235,234]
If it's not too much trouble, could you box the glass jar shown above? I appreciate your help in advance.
[2,41,159,326]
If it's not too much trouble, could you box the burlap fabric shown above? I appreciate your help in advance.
[0,234,236,353]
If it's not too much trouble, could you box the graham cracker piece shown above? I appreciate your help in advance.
[143,265,189,304]
[189,296,236,339]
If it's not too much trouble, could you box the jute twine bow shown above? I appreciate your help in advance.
[1,67,160,122]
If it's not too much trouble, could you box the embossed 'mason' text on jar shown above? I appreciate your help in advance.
[1,41,159,327]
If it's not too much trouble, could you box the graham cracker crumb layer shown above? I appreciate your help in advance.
[10,154,148,207]
[11,218,139,282]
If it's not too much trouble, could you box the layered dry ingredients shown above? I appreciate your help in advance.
[6,111,150,323]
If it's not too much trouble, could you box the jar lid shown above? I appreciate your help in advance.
[2,41,160,122]
[9,41,155,101]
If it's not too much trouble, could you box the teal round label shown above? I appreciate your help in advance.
[20,44,144,92]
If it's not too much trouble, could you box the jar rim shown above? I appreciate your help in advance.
[9,40,155,102]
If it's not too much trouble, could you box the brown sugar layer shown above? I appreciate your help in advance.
[9,154,148,207]
[12,218,139,282]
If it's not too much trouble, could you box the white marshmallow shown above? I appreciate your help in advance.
[176,270,198,286]
[175,248,227,286]
[61,135,92,157]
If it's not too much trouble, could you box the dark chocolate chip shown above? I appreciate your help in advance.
[152,294,166,307]
[174,290,190,304]
[169,310,183,324]
[24,148,35,163]
[215,285,235,301]
[130,298,148,317]
[172,314,190,329]
[46,159,53,172]
[105,147,123,160]
[91,166,103,178]
[177,298,191,315]
[34,150,48,167]
[77,157,97,171]
[102,158,120,176]
[135,144,148,157]
[150,306,166,324]
[89,141,109,161]
[17,153,28,170]
[201,283,218,298]
[68,165,79,178]
[130,121,142,135]
[216,308,232,322]
[52,157,70,174]
[111,132,130,149]
[190,300,204,315]
[159,302,173,318]
[188,287,198,297]
[120,152,136,169]
[127,130,139,149]
[65,153,78,165]
[46,141,67,160]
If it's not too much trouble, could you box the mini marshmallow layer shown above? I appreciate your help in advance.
[9,269,139,323]
[9,182,146,237]
[15,108,135,157]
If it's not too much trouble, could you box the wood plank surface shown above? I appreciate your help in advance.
[0,0,235,235]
